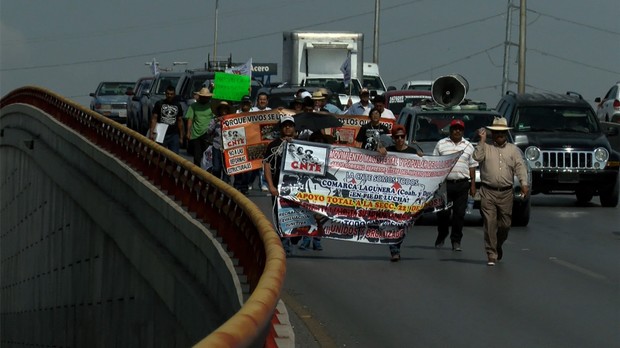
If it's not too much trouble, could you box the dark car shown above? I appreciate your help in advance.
[89,81,135,123]
[126,76,153,133]
[384,90,432,115]
[255,85,344,111]
[397,106,533,226]
[495,91,620,207]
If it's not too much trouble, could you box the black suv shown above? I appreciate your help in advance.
[397,106,532,226]
[495,91,620,207]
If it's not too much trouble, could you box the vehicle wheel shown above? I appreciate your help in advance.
[576,189,593,204]
[600,177,619,207]
[511,199,530,226]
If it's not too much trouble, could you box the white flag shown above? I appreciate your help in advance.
[226,57,253,77]
[340,52,351,87]
[150,58,159,75]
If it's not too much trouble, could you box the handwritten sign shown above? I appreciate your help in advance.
[213,72,250,101]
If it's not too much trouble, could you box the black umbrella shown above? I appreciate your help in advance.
[293,111,343,131]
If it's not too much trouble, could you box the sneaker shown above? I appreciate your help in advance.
[487,258,497,266]
[497,245,503,261]
[452,242,462,251]
[390,253,401,262]
[313,243,323,251]
[434,238,445,249]
[261,185,269,192]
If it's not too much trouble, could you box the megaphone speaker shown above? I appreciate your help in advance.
[431,74,469,107]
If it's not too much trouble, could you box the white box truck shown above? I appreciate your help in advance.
[282,31,363,103]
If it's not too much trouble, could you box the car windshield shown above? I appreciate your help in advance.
[304,78,362,95]
[98,82,135,96]
[407,84,431,91]
[413,112,496,142]
[363,76,385,91]
[387,94,428,115]
[152,77,181,95]
[514,107,600,133]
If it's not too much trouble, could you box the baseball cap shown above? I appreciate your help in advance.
[241,95,252,103]
[391,124,407,136]
[280,115,295,124]
[450,119,465,128]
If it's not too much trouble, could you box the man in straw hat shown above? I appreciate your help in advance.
[185,87,215,166]
[473,117,529,266]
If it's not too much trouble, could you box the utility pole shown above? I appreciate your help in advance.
[517,0,527,93]
[501,1,516,95]
[213,0,219,69]
[373,0,380,63]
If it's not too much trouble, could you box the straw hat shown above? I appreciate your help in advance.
[311,90,325,100]
[196,87,213,97]
[486,117,513,131]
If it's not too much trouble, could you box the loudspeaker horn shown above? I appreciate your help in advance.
[431,74,469,107]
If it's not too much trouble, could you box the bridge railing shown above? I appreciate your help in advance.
[1,86,286,348]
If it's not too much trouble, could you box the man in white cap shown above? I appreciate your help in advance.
[263,114,297,256]
[473,117,529,266]
[185,87,215,165]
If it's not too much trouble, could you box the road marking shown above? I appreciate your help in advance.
[548,257,607,280]
[281,291,339,348]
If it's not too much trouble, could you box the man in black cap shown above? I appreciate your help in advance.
[345,88,373,115]
[237,95,252,113]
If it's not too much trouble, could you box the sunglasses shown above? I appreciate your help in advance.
[393,134,406,139]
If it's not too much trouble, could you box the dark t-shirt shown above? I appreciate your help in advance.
[356,123,390,150]
[386,145,418,154]
[153,99,183,135]
[263,138,285,185]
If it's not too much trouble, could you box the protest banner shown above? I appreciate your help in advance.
[326,115,394,146]
[213,72,250,102]
[220,109,295,175]
[275,140,460,244]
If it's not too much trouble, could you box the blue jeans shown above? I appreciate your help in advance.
[162,133,180,154]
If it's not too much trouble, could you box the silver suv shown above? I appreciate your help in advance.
[89,81,135,123]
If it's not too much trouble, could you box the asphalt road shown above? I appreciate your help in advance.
[246,190,620,348]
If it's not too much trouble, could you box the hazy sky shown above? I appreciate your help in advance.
[1,0,618,109]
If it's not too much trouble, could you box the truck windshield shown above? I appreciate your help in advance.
[514,107,600,133]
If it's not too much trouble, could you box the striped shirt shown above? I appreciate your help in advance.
[433,137,478,180]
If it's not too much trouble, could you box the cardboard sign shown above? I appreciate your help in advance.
[213,72,250,102]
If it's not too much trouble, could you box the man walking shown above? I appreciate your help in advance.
[473,117,529,266]
[185,87,214,166]
[433,119,477,251]
[150,85,184,154]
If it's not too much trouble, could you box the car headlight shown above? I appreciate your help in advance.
[594,147,609,162]
[524,146,540,161]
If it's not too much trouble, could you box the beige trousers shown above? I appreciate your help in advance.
[480,186,514,260]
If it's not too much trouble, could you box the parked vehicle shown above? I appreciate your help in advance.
[363,62,387,95]
[401,80,432,91]
[594,81,620,123]
[496,90,619,207]
[282,31,364,106]
[126,77,153,133]
[89,81,135,123]
[255,85,343,111]
[383,90,432,115]
[397,106,533,226]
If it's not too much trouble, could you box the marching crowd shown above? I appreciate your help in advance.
[149,85,529,266]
